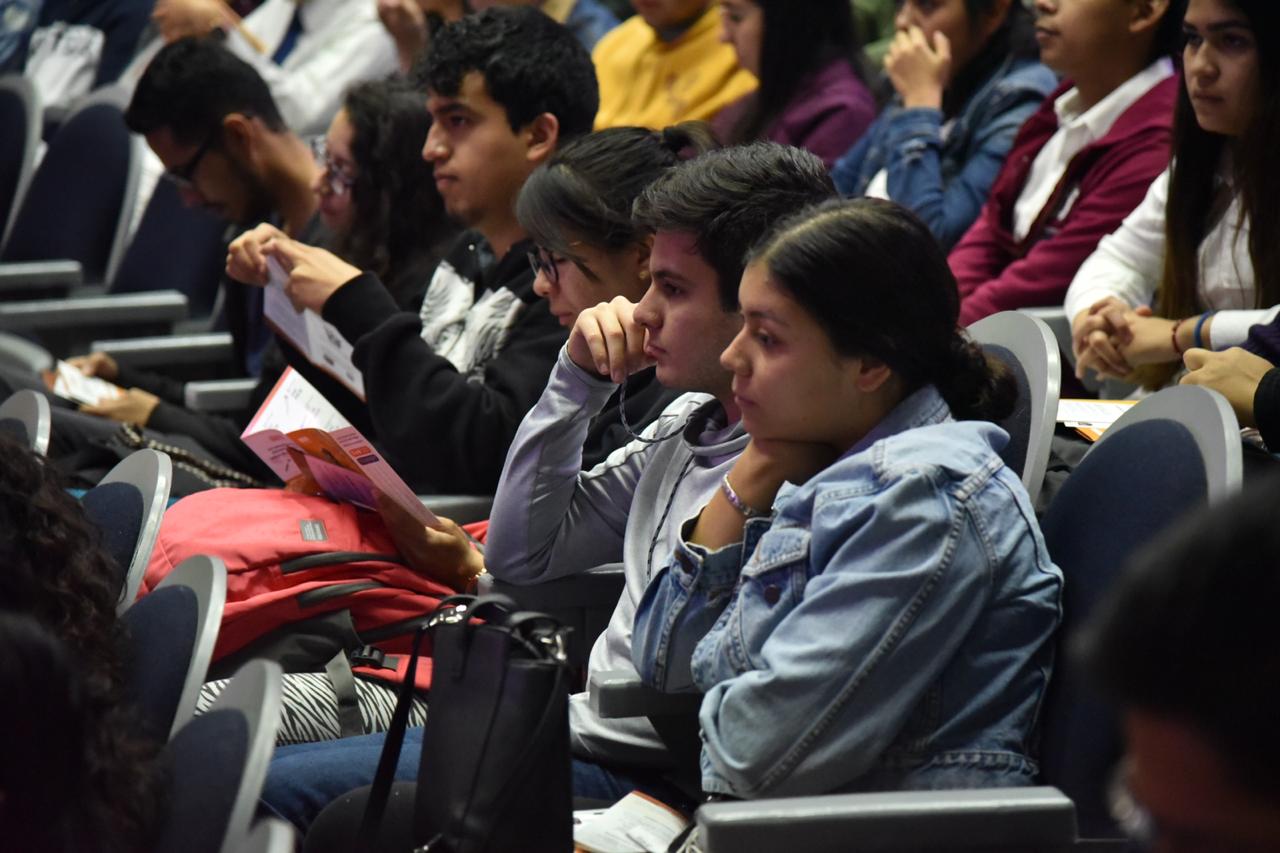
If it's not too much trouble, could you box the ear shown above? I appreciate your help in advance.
[522,112,560,166]
[633,235,653,281]
[1130,0,1171,37]
[852,356,895,394]
[220,112,256,162]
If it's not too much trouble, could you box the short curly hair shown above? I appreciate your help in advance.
[414,6,599,141]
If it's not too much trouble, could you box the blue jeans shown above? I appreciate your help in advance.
[261,727,675,832]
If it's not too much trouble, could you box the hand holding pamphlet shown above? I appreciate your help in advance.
[241,367,438,528]
[264,255,367,400]
[46,360,124,407]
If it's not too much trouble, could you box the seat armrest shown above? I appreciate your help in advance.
[93,332,236,369]
[1018,307,1071,365]
[0,291,188,330]
[418,494,494,525]
[184,378,259,413]
[587,669,702,719]
[0,332,53,373]
[697,786,1082,853]
[0,260,85,297]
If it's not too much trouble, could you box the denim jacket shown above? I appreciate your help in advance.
[831,56,1057,250]
[632,386,1064,798]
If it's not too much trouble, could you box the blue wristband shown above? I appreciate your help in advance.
[1194,311,1216,350]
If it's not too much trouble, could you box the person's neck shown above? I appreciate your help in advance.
[654,4,708,42]
[264,134,320,236]
[714,389,741,425]
[477,211,527,261]
[1068,54,1148,113]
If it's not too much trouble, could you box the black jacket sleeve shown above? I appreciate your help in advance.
[323,272,567,494]
[115,363,185,406]
[1253,367,1280,451]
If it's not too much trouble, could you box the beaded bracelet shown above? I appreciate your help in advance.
[1171,317,1187,356]
[721,473,769,519]
[1194,311,1217,351]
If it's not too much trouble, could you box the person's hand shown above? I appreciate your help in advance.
[261,236,362,314]
[152,0,232,42]
[689,438,837,550]
[226,222,288,286]
[377,0,428,71]
[80,388,161,427]
[885,26,951,109]
[1181,347,1274,428]
[1072,297,1137,380]
[376,495,485,592]
[567,296,655,385]
[1115,310,1180,369]
[66,351,119,382]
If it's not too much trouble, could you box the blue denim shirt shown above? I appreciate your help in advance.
[632,386,1064,798]
[831,56,1057,250]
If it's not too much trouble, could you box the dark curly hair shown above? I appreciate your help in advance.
[331,79,456,303]
[0,437,167,852]
[413,6,599,140]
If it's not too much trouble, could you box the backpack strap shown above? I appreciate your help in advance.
[324,649,367,740]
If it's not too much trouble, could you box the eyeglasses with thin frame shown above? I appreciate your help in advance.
[310,135,357,197]
[161,126,220,192]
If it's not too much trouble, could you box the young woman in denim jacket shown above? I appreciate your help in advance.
[632,198,1064,799]
[831,0,1057,249]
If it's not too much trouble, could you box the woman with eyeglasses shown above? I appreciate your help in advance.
[310,79,457,313]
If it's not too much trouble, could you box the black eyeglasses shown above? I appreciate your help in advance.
[527,247,564,285]
[161,126,221,191]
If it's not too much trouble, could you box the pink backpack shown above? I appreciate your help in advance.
[143,489,464,689]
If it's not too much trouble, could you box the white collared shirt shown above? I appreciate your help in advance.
[1064,163,1276,349]
[224,0,398,136]
[1012,58,1174,241]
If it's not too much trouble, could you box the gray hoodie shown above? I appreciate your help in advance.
[486,348,748,768]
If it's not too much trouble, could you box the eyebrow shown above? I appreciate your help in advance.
[1182,19,1253,33]
[743,308,789,327]
[650,268,689,284]
[429,101,475,117]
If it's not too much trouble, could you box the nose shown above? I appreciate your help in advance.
[311,169,330,198]
[633,283,659,330]
[1186,42,1218,83]
[720,328,749,375]
[422,125,447,164]
[532,268,554,299]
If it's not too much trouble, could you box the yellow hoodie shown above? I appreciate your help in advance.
[591,3,757,130]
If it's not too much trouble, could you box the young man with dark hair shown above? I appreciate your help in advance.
[227,6,598,493]
[1077,476,1280,849]
[260,143,836,826]
[592,0,756,129]
[4,37,323,484]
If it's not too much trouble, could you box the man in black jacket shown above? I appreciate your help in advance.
[226,7,599,493]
